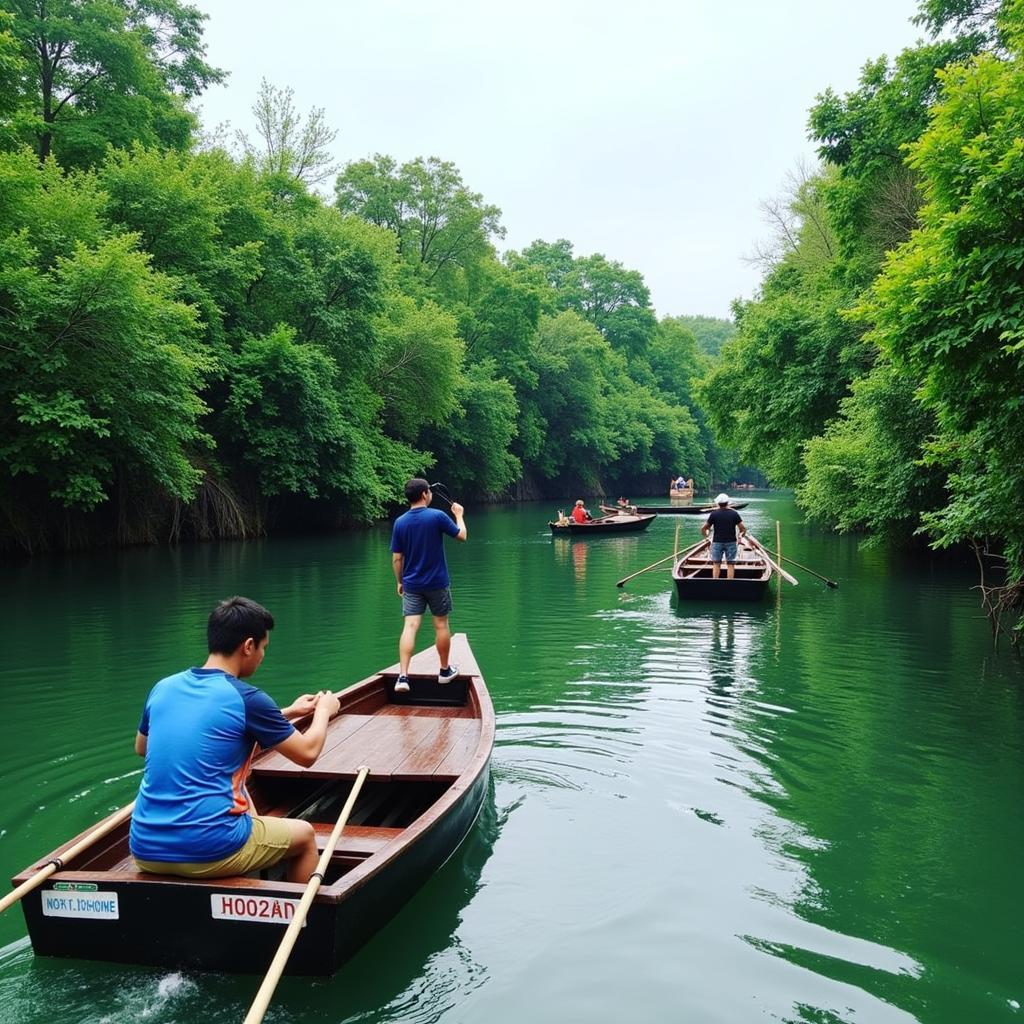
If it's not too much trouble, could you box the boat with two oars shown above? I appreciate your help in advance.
[634,501,749,515]
[5,634,493,978]
[549,508,657,535]
[672,534,796,600]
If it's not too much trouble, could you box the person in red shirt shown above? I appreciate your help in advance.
[571,500,592,524]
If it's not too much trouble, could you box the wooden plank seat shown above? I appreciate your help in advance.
[312,824,402,856]
[252,713,480,782]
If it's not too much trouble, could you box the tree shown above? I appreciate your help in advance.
[236,79,339,186]
[855,15,1024,636]
[8,0,223,165]
[335,155,504,285]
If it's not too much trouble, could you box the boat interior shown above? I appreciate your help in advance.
[55,641,484,889]
[676,543,770,582]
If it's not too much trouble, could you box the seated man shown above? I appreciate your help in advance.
[129,596,341,883]
[570,499,592,523]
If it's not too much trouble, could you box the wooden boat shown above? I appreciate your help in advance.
[10,634,493,976]
[549,510,656,535]
[635,502,749,515]
[669,487,694,500]
[672,537,772,600]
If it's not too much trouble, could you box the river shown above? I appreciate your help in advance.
[0,493,1021,1023]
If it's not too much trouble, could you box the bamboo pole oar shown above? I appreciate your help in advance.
[0,802,136,915]
[615,521,683,589]
[242,766,371,1024]
[746,535,799,586]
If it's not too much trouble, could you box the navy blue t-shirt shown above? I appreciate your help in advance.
[129,668,295,863]
[391,507,461,591]
[706,507,743,542]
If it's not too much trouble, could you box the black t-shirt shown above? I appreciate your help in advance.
[706,507,743,542]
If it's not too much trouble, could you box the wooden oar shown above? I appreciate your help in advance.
[745,536,798,586]
[776,552,838,588]
[0,802,135,915]
[615,522,686,588]
[243,766,370,1024]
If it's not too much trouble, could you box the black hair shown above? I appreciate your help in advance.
[207,596,274,655]
[404,477,430,504]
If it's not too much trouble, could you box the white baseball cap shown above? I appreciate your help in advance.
[715,493,730,504]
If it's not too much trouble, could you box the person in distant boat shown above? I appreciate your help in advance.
[130,596,341,883]
[391,477,467,694]
[556,509,570,525]
[701,493,748,580]
[571,499,593,524]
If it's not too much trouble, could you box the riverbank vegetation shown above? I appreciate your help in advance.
[0,0,733,553]
[705,0,1024,644]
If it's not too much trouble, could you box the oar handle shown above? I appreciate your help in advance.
[242,766,371,1024]
[0,801,135,916]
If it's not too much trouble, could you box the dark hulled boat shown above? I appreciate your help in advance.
[549,510,657,535]
[639,502,748,515]
[11,634,493,976]
[672,537,772,601]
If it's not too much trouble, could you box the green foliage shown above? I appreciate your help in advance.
[668,314,735,358]
[236,79,339,186]
[220,325,361,501]
[423,360,520,496]
[699,269,866,487]
[335,155,504,287]
[373,294,463,440]
[0,225,209,509]
[855,33,1024,576]
[799,360,945,540]
[7,0,223,165]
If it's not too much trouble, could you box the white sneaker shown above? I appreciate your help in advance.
[394,675,410,694]
[438,664,458,685]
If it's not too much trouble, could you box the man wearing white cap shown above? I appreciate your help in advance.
[701,494,747,580]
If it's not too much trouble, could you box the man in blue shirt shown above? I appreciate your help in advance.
[130,596,341,882]
[390,478,467,693]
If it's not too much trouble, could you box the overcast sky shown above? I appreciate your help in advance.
[193,0,926,320]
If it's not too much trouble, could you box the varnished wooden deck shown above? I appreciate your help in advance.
[252,635,483,783]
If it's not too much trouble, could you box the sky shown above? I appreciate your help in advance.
[193,0,927,320]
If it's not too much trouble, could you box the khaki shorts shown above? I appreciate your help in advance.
[134,815,293,878]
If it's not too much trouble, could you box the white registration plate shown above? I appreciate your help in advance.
[210,893,304,926]
[41,890,119,920]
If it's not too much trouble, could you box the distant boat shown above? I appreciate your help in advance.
[10,635,493,976]
[637,502,749,515]
[550,510,657,535]
[672,536,772,600]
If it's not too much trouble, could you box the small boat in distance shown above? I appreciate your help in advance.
[635,502,749,515]
[550,510,657,535]
[672,536,772,600]
[11,635,493,976]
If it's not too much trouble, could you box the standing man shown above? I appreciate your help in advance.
[391,478,467,694]
[130,596,341,883]
[701,493,748,580]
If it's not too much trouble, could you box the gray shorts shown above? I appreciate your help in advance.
[402,587,453,617]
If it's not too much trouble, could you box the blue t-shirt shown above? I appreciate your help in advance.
[390,506,461,591]
[129,668,295,863]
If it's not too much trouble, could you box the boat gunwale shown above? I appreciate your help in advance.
[11,642,494,907]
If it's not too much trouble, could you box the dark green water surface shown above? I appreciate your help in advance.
[1,494,1021,1023]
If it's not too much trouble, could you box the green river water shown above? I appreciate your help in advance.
[0,493,1021,1024]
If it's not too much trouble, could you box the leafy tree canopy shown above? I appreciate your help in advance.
[6,0,224,165]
